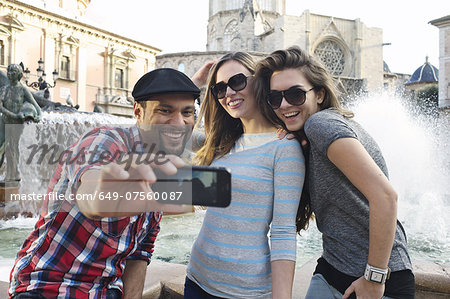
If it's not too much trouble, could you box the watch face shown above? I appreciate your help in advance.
[371,272,383,282]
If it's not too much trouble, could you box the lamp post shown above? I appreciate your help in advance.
[23,58,59,92]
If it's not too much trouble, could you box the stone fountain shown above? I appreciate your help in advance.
[0,87,448,298]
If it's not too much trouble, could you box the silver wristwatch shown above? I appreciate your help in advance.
[364,264,391,284]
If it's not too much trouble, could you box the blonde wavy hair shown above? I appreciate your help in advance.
[194,52,279,166]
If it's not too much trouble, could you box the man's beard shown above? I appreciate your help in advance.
[157,125,192,156]
[138,124,192,156]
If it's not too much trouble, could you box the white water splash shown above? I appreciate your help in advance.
[351,93,449,261]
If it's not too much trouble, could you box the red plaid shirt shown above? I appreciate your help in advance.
[9,126,162,298]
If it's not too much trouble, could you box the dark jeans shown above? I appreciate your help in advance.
[183,277,225,299]
[12,291,45,299]
[13,288,122,299]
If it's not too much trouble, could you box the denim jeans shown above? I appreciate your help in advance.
[183,277,225,299]
[12,291,45,299]
[305,274,394,299]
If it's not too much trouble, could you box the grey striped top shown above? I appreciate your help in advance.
[186,133,305,298]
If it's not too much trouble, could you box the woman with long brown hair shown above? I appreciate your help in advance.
[184,52,306,299]
[253,46,415,299]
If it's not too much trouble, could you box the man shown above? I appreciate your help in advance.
[9,68,200,298]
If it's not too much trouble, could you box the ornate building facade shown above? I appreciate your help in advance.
[157,0,384,93]
[0,0,160,115]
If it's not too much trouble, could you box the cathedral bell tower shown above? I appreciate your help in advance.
[207,0,285,52]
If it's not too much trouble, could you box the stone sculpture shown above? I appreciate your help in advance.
[0,64,41,182]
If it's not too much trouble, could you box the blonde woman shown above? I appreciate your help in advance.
[184,52,306,299]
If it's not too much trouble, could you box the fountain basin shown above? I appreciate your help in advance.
[1,259,447,298]
[0,94,448,297]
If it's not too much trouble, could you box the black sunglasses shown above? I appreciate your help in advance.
[210,73,252,100]
[267,86,315,109]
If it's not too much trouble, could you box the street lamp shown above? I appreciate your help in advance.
[23,58,59,91]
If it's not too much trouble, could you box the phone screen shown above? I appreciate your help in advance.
[152,166,231,207]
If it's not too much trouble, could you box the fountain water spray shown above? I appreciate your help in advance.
[351,92,449,262]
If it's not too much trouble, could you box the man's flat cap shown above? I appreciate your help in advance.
[132,68,200,101]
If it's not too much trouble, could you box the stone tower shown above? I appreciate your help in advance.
[207,0,285,52]
[158,0,384,91]
[205,1,383,91]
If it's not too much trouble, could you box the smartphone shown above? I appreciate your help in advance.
[151,166,231,207]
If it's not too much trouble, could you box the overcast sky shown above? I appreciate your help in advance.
[85,0,447,74]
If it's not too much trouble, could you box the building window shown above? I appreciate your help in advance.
[105,49,135,96]
[0,40,4,66]
[314,40,346,76]
[224,20,239,51]
[56,36,79,81]
[178,63,185,73]
[60,56,70,79]
[115,68,124,89]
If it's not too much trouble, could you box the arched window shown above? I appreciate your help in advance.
[224,20,239,51]
[314,40,346,76]
[161,61,171,69]
[178,63,185,73]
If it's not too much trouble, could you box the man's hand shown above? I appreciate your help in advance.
[192,61,215,88]
[77,153,191,218]
[342,277,384,299]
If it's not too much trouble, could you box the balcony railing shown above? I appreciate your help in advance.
[58,69,76,81]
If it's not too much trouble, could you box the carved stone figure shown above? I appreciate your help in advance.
[0,64,42,182]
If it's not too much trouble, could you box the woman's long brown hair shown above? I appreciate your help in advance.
[253,46,354,233]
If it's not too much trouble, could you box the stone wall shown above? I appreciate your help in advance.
[155,51,266,79]
[1,258,448,298]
